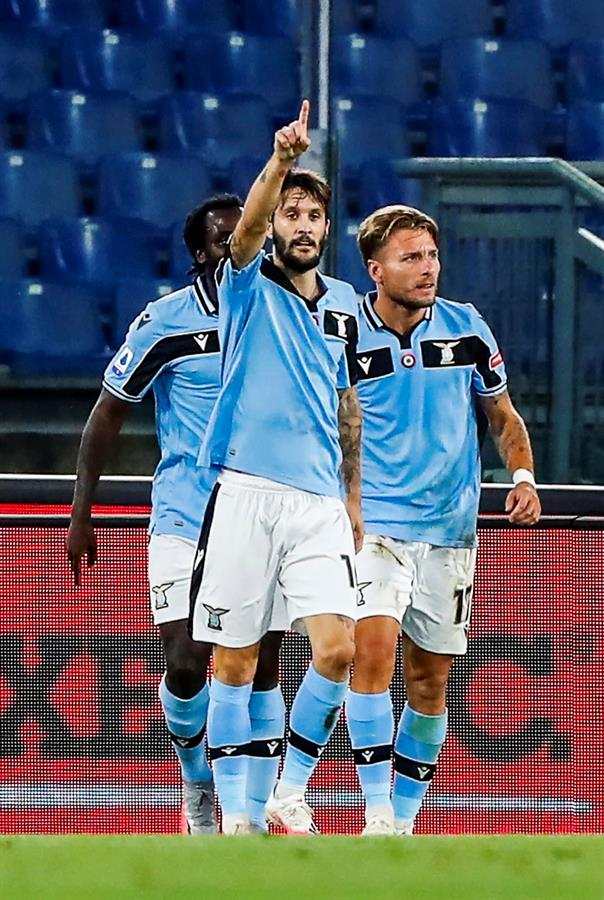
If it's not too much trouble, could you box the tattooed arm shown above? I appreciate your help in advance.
[338,385,364,551]
[230,100,311,270]
[478,390,541,525]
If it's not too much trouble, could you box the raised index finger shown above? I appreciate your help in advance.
[298,99,310,130]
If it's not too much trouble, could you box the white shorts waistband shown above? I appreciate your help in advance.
[218,468,308,494]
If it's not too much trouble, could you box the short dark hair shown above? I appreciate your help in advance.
[357,205,439,266]
[278,169,331,216]
[182,193,243,272]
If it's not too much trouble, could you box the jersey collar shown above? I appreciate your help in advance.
[262,253,328,312]
[361,291,433,345]
[193,268,218,317]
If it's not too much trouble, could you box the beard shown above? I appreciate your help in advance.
[273,229,327,273]
[389,293,436,310]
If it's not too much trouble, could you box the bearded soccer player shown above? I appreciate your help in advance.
[67,195,287,834]
[346,205,541,835]
[189,101,363,835]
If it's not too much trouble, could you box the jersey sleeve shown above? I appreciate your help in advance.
[215,247,264,298]
[336,296,360,390]
[102,304,164,403]
[469,305,508,397]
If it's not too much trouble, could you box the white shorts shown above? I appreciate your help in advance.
[189,470,358,646]
[148,532,289,631]
[355,535,476,656]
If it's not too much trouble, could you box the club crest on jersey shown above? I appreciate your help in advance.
[111,346,134,377]
[433,341,460,365]
[401,352,415,368]
[152,582,173,610]
[202,604,229,631]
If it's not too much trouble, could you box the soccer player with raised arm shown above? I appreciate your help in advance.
[188,101,363,835]
[67,195,287,834]
[346,205,541,835]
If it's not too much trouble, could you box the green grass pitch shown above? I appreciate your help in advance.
[1,835,603,899]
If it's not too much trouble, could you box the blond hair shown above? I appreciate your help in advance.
[357,205,439,265]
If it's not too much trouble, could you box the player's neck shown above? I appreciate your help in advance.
[374,290,428,335]
[274,256,320,302]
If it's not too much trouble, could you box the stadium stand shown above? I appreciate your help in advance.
[0,151,81,225]
[239,0,300,38]
[113,277,175,344]
[337,220,373,294]
[428,98,548,156]
[98,152,212,227]
[567,41,604,102]
[114,0,236,33]
[4,0,108,30]
[566,101,604,160]
[0,217,27,277]
[59,29,176,102]
[331,34,423,106]
[226,154,264,199]
[505,0,604,48]
[370,0,494,46]
[333,96,410,180]
[169,222,193,281]
[26,90,143,164]
[357,161,424,218]
[0,27,53,101]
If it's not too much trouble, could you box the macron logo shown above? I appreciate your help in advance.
[358,356,372,375]
[267,741,280,755]
[417,766,431,780]
[362,750,374,762]
[223,747,237,755]
[194,548,205,570]
[194,333,209,351]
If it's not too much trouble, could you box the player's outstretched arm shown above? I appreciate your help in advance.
[230,99,311,270]
[67,389,131,585]
[478,390,541,525]
[338,386,364,551]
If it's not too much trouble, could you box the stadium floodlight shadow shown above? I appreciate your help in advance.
[38,216,161,288]
[27,90,143,165]
[439,38,555,110]
[567,41,604,103]
[59,28,177,103]
[332,34,423,106]
[0,150,81,226]
[98,152,213,228]
[159,92,273,174]
[115,0,236,33]
[566,101,604,161]
[182,32,299,121]
[428,98,548,157]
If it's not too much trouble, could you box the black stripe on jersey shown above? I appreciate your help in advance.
[188,483,221,637]
[356,346,395,381]
[167,724,206,750]
[209,743,248,761]
[193,273,217,315]
[121,330,220,397]
[324,309,359,387]
[393,753,436,782]
[420,335,504,391]
[288,729,325,759]
[353,744,392,765]
[261,254,328,311]
[246,738,284,758]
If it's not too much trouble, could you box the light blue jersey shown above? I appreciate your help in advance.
[198,250,359,497]
[356,292,508,548]
[103,273,220,542]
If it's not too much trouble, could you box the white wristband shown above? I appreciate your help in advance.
[512,468,536,488]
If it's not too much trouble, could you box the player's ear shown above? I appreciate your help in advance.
[324,218,331,238]
[367,258,382,285]
[267,219,274,239]
[195,248,206,264]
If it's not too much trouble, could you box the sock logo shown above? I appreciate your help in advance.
[417,765,432,780]
[223,746,237,755]
[202,604,229,631]
[361,750,374,762]
[151,582,173,610]
[267,741,280,755]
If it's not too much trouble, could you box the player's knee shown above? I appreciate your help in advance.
[313,634,355,681]
[164,654,209,699]
[253,632,284,690]
[406,670,449,712]
[214,646,259,686]
[352,634,397,692]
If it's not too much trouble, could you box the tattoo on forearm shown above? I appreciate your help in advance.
[338,387,362,496]
[495,413,534,473]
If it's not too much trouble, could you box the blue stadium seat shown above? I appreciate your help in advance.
[239,0,299,37]
[566,101,604,160]
[227,155,264,199]
[159,93,273,171]
[330,0,364,34]
[0,218,27,277]
[337,220,372,295]
[116,0,236,33]
[98,153,212,227]
[505,0,604,48]
[182,32,298,120]
[114,277,175,343]
[428,98,547,156]
[567,41,604,102]
[27,90,142,164]
[10,0,108,30]
[333,96,410,179]
[0,28,53,101]
[38,216,159,286]
[357,161,424,218]
[332,35,422,106]
[0,151,80,225]
[372,0,494,46]
[0,279,107,376]
[439,39,554,109]
[59,29,175,102]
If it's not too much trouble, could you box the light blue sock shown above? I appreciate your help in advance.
[392,703,448,823]
[159,675,212,783]
[247,687,286,829]
[207,678,252,816]
[280,665,348,792]
[346,689,394,812]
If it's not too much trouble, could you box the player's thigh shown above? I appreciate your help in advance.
[355,534,414,626]
[404,545,477,656]
[280,495,358,629]
[189,483,279,647]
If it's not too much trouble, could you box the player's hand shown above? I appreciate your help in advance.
[274,99,311,163]
[346,497,364,553]
[66,520,98,586]
[505,483,541,526]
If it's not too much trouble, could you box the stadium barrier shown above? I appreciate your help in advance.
[1,476,603,834]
